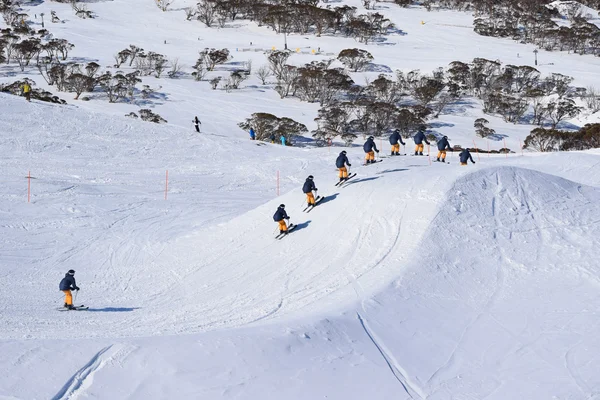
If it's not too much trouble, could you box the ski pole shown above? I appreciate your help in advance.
[73,290,78,305]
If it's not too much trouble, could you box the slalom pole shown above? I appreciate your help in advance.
[473,139,481,162]
[427,144,431,165]
[503,138,508,158]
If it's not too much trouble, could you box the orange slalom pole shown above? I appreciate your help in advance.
[428,144,431,165]
[473,140,480,162]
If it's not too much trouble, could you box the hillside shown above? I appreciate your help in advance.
[2,0,600,399]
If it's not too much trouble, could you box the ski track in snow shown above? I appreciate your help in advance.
[52,344,136,400]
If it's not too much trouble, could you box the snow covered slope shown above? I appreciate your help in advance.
[2,94,600,399]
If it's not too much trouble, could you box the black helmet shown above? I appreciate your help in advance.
[68,269,75,275]
[279,204,285,209]
[443,135,448,140]
[393,129,400,134]
[308,175,314,180]
[369,136,374,140]
[341,150,347,155]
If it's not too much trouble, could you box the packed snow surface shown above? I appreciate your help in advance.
[2,0,600,398]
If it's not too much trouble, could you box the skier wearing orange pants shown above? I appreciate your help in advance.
[273,204,290,234]
[335,150,352,183]
[302,175,317,206]
[59,270,80,310]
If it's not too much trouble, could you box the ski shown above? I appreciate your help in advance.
[275,224,296,240]
[57,305,88,311]
[362,160,383,166]
[305,196,325,213]
[433,160,450,164]
[302,195,322,212]
[335,173,357,187]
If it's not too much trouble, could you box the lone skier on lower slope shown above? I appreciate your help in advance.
[273,204,290,234]
[336,150,352,183]
[414,128,430,156]
[59,270,80,310]
[302,175,318,207]
[389,129,405,156]
[363,136,379,164]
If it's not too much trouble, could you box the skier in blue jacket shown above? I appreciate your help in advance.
[459,148,476,165]
[59,270,80,309]
[363,136,379,164]
[335,150,351,182]
[302,175,318,207]
[273,204,290,234]
[389,129,405,156]
[413,128,430,156]
[436,136,452,162]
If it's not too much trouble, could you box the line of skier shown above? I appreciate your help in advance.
[273,129,476,236]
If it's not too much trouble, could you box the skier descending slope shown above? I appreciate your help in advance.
[59,270,80,310]
[363,136,379,164]
[436,135,452,162]
[459,148,476,165]
[336,151,351,181]
[335,151,355,185]
[273,204,294,237]
[389,129,405,156]
[413,127,430,156]
[302,175,317,206]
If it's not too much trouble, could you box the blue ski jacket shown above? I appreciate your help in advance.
[363,138,378,153]
[302,179,316,194]
[273,208,289,222]
[414,132,430,145]
[389,131,405,146]
[59,273,79,291]
[459,149,475,163]
[336,153,351,168]
[437,137,451,151]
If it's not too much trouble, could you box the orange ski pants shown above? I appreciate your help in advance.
[62,290,72,305]
[277,220,288,232]
[365,151,375,161]
[338,167,348,178]
[437,150,447,160]
[415,144,424,153]
[306,192,315,205]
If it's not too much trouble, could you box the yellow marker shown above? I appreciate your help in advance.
[296,48,300,53]
[311,49,315,54]
[421,21,425,25]
[272,46,276,50]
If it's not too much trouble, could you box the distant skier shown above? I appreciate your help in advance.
[336,150,351,182]
[389,129,405,156]
[21,82,31,102]
[436,135,452,162]
[459,148,476,165]
[413,127,430,156]
[363,136,379,164]
[269,133,275,143]
[302,175,318,207]
[280,135,286,146]
[193,116,201,133]
[59,269,80,310]
[249,127,256,140]
[273,204,290,234]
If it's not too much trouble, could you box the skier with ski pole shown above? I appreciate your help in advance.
[335,150,353,184]
[459,148,476,165]
[389,129,406,156]
[302,175,318,208]
[436,135,452,163]
[59,270,80,310]
[273,204,292,235]
[363,136,379,164]
[413,126,430,156]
